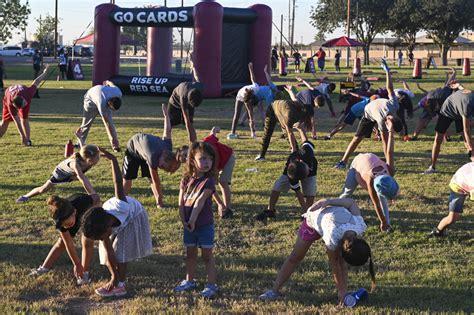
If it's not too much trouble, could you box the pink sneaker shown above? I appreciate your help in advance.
[95,285,127,297]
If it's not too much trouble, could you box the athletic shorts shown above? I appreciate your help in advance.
[343,111,358,125]
[298,219,322,243]
[168,104,195,127]
[122,149,151,180]
[2,103,30,122]
[273,174,317,197]
[59,64,67,72]
[219,154,235,185]
[355,117,376,138]
[434,113,463,134]
[448,191,466,213]
[183,224,214,249]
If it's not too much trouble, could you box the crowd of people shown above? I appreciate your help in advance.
[1,54,472,308]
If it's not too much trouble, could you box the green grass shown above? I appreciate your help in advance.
[0,63,473,313]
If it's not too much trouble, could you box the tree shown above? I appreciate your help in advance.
[0,0,31,43]
[121,26,147,55]
[418,0,474,66]
[33,14,58,52]
[388,0,422,54]
[309,0,393,65]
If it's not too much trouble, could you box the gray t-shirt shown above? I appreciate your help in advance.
[440,90,474,120]
[364,96,399,131]
[169,81,204,109]
[84,85,122,119]
[127,133,172,169]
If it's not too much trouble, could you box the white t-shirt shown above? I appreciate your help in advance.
[303,206,367,251]
[364,96,399,131]
[236,83,259,102]
[102,196,144,234]
[84,85,122,119]
[450,162,474,200]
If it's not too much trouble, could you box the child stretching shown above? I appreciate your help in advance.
[16,144,100,203]
[29,193,100,285]
[174,142,218,299]
[429,162,474,237]
[81,149,153,297]
[255,124,317,221]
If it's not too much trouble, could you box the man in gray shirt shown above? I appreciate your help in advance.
[77,80,122,151]
[335,61,403,169]
[424,89,474,174]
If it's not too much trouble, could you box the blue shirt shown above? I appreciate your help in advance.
[255,83,277,105]
[296,89,321,106]
[350,96,371,117]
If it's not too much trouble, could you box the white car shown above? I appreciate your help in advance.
[0,46,23,56]
[22,48,35,56]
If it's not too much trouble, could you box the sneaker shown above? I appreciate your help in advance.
[201,283,219,299]
[76,271,91,286]
[255,155,265,161]
[428,228,445,238]
[334,161,347,170]
[324,135,331,140]
[221,208,233,219]
[16,196,29,203]
[28,266,50,277]
[423,165,436,175]
[95,285,127,298]
[403,135,411,142]
[174,279,197,292]
[250,133,257,139]
[411,135,418,141]
[227,133,239,140]
[255,210,276,222]
[25,140,32,146]
[381,58,390,72]
[259,289,281,301]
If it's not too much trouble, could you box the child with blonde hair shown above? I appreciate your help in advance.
[174,142,219,298]
[16,144,101,203]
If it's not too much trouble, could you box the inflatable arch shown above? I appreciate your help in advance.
[93,1,272,98]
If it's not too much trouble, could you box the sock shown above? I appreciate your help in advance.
[117,281,126,288]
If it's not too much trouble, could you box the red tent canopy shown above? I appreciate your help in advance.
[322,36,365,47]
[74,33,139,45]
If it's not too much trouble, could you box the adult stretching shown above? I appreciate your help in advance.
[77,80,122,151]
[0,64,50,146]
[258,198,376,309]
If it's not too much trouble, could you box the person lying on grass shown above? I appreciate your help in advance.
[81,149,153,298]
[259,198,376,309]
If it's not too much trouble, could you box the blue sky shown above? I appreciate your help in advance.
[10,0,346,46]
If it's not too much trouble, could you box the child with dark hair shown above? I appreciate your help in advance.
[292,49,302,73]
[429,162,474,237]
[28,193,99,284]
[255,86,311,161]
[255,124,317,221]
[77,80,123,151]
[57,49,67,81]
[167,57,203,143]
[0,65,50,145]
[81,149,152,297]
[297,76,336,117]
[174,142,219,299]
[16,144,101,203]
[335,60,403,170]
[228,62,262,139]
[394,80,415,141]
[259,198,376,308]
[123,105,181,208]
[294,76,326,139]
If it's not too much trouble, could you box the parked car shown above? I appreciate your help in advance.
[22,48,35,56]
[80,46,92,57]
[0,46,23,56]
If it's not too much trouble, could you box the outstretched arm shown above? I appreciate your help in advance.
[384,118,396,172]
[190,52,200,82]
[296,76,314,90]
[416,83,428,94]
[264,64,273,85]
[181,105,197,143]
[327,248,349,306]
[100,148,126,202]
[308,197,360,216]
[101,115,119,149]
[32,64,50,87]
[284,85,298,101]
[385,69,395,98]
[161,104,171,140]
[248,62,257,84]
[72,162,96,195]
[445,67,456,86]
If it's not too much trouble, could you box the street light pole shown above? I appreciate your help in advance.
[346,0,351,67]
[54,0,58,59]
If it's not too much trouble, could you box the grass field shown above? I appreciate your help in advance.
[0,61,473,313]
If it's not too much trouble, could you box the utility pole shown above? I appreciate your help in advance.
[180,0,184,59]
[288,0,291,50]
[345,0,351,67]
[54,0,58,59]
[280,14,283,48]
[291,0,296,48]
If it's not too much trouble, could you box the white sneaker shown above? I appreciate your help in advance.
[76,271,91,285]
[423,166,436,175]
[28,266,50,276]
[259,289,280,301]
[227,133,239,140]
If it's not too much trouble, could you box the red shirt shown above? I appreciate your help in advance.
[2,84,37,121]
[202,134,233,171]
[315,50,326,60]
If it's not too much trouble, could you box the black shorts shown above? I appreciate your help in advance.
[123,149,151,180]
[168,104,195,127]
[434,113,463,134]
[59,64,67,72]
[33,64,41,72]
[355,117,376,138]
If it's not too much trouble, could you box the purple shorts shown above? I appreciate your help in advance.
[298,219,322,243]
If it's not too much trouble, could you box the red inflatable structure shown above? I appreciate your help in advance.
[93,1,272,98]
